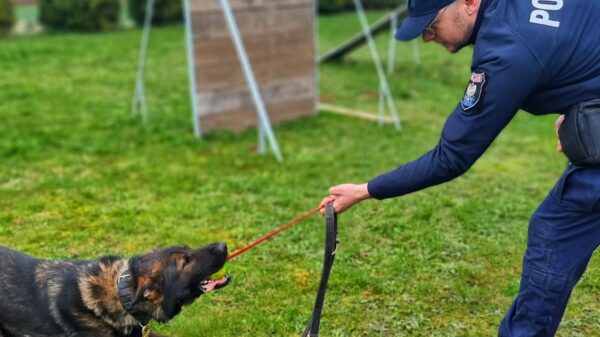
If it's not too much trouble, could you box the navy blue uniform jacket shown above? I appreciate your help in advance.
[368,0,600,199]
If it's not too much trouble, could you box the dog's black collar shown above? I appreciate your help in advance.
[117,270,152,326]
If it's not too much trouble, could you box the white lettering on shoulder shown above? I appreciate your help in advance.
[530,0,563,28]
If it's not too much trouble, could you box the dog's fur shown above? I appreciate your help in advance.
[0,243,228,337]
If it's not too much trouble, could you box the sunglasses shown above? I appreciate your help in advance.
[425,5,449,35]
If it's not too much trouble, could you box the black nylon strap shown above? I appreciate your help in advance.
[117,271,151,326]
[301,203,338,337]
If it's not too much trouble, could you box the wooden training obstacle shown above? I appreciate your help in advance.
[190,0,317,132]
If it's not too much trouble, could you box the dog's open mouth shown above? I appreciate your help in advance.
[199,274,230,293]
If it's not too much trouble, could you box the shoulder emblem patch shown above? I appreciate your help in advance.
[461,72,486,111]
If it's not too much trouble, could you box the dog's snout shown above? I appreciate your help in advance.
[212,242,227,255]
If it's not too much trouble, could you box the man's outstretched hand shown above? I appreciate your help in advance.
[320,183,371,214]
[555,114,564,152]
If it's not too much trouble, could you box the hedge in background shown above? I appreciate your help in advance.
[129,0,182,27]
[0,0,13,36]
[40,0,120,31]
[319,0,405,13]
[319,0,351,14]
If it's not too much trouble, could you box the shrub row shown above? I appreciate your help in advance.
[0,0,13,37]
[38,0,182,31]
[36,0,403,32]
[319,0,405,13]
[40,0,120,31]
[128,0,182,27]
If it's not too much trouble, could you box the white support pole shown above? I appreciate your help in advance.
[353,0,401,130]
[132,0,155,123]
[387,11,398,75]
[313,0,320,116]
[183,0,202,138]
[218,0,283,161]
[258,123,266,154]
[412,39,421,65]
[378,86,385,127]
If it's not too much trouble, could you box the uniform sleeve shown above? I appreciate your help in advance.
[368,40,544,200]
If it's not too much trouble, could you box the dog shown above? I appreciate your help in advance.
[0,242,230,337]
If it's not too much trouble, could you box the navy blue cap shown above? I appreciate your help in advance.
[395,0,455,41]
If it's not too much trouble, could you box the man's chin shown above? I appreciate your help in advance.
[445,42,469,54]
[448,46,461,54]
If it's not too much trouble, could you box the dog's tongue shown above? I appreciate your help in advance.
[200,275,230,292]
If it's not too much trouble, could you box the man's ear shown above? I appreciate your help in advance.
[464,0,480,16]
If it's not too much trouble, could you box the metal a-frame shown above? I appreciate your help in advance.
[319,0,423,130]
[132,0,283,161]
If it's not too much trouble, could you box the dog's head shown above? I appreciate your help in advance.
[127,242,230,322]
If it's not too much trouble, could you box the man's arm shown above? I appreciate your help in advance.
[324,39,544,212]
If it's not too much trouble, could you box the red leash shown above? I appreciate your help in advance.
[227,206,323,261]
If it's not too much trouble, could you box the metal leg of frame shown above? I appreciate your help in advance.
[387,12,397,75]
[132,0,155,123]
[353,0,401,130]
[218,0,283,161]
[412,39,421,65]
[378,84,385,127]
[183,0,202,138]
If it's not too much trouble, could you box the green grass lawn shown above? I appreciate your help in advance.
[1,13,599,337]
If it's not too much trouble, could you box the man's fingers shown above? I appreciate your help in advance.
[557,140,563,152]
[320,196,345,214]
[320,196,335,207]
[319,196,336,214]
[555,115,564,152]
[555,114,565,133]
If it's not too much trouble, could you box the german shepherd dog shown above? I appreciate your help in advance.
[0,243,231,337]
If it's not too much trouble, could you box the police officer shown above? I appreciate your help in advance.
[320,0,600,335]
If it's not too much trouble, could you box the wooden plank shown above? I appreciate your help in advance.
[318,104,397,124]
[199,99,316,132]
[192,5,314,40]
[198,76,315,116]
[194,28,314,65]
[191,0,313,13]
[197,53,315,91]
[192,10,268,40]
[189,0,316,132]
[200,100,315,132]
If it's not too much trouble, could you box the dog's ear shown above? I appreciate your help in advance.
[130,256,163,305]
[132,275,163,304]
[142,288,161,301]
[131,277,147,305]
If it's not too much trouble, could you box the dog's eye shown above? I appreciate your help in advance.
[182,254,191,264]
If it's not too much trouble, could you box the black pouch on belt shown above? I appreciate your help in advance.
[559,98,600,167]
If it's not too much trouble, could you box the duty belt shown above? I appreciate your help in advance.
[559,98,600,167]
